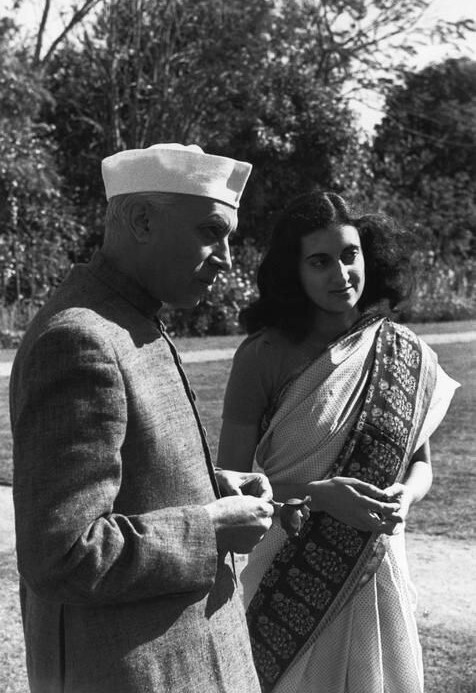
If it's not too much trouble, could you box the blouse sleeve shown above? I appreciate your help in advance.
[222,331,275,426]
[414,360,460,450]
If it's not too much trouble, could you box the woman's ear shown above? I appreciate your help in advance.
[128,201,150,244]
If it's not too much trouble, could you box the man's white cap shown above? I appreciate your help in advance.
[102,143,252,209]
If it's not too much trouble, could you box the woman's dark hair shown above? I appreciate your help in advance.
[241,189,414,341]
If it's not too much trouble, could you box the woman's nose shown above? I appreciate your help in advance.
[335,260,349,282]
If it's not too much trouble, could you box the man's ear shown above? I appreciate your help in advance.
[128,201,151,244]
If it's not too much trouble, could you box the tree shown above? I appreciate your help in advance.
[4,0,101,68]
[4,0,474,332]
[0,18,85,312]
[41,0,279,244]
[41,0,472,245]
[371,58,476,258]
[42,0,366,244]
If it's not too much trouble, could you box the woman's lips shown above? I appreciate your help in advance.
[331,286,353,295]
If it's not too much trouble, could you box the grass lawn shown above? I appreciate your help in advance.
[0,552,27,693]
[0,377,11,487]
[0,322,475,691]
[420,625,476,693]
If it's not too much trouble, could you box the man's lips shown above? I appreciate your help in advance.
[197,275,217,287]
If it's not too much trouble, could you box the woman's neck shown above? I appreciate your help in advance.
[308,307,361,346]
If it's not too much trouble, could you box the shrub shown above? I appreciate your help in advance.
[403,253,476,323]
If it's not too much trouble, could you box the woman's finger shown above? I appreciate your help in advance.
[362,496,400,516]
[346,478,390,499]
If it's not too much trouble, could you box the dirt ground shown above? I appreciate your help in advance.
[406,532,476,633]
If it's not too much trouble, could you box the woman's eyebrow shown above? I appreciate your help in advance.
[305,251,328,260]
[305,243,360,259]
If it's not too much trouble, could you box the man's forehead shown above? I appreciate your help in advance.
[193,198,238,226]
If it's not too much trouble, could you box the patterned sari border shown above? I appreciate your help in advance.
[246,319,437,692]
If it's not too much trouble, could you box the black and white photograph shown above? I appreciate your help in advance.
[0,1,474,691]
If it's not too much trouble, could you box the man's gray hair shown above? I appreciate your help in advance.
[105,191,183,234]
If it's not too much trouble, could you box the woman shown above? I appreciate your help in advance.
[217,190,458,693]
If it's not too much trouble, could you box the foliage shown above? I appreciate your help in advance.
[2,1,476,332]
[371,58,476,259]
[0,18,86,308]
[404,253,476,323]
[44,0,453,248]
[42,0,276,226]
[32,0,102,68]
[374,58,476,181]
[218,67,364,246]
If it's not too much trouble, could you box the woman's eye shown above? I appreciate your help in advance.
[309,256,327,268]
[342,249,359,264]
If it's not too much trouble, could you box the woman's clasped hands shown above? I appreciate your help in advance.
[310,476,406,535]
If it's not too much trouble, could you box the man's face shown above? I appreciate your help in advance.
[139,196,238,308]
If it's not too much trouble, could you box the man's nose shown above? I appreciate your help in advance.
[209,239,232,271]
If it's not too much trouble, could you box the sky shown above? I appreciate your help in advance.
[5,0,476,133]
[351,0,476,131]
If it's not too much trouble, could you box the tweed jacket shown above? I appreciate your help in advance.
[10,251,260,693]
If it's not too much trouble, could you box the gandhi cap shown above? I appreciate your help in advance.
[101,143,252,208]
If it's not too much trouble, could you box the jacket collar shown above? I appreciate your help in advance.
[87,250,162,319]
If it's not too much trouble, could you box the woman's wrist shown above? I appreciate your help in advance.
[306,480,329,512]
[400,461,433,506]
[272,481,317,505]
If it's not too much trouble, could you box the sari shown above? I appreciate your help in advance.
[242,317,458,693]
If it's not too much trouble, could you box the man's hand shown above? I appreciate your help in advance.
[214,469,273,501]
[205,495,274,554]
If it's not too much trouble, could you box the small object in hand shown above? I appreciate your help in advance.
[274,496,311,537]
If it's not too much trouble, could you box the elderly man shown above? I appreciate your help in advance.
[10,144,273,693]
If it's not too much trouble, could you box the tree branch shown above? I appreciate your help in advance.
[32,0,51,67]
[39,0,102,67]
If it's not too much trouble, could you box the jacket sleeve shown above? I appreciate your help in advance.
[11,319,218,605]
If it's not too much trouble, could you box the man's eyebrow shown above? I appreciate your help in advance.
[198,214,235,231]
[199,214,227,225]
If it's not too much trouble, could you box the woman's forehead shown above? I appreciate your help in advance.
[301,224,360,252]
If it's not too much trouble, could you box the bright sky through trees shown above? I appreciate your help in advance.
[5,0,476,132]
[352,0,476,131]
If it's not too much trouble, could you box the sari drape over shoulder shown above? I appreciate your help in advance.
[242,317,458,693]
